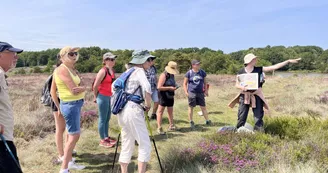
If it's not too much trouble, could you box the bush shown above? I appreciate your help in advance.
[15,68,26,74]
[32,66,42,73]
[161,117,328,173]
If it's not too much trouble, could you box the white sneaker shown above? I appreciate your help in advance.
[68,161,85,170]
[57,156,76,163]
[59,169,70,173]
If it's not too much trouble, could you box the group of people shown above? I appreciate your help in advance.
[0,41,301,173]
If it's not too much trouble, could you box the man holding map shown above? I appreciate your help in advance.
[229,53,301,132]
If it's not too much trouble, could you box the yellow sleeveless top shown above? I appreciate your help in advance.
[54,64,85,102]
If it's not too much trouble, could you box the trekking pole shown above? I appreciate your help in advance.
[145,111,164,173]
[111,132,121,172]
[0,134,23,173]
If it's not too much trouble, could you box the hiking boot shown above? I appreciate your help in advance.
[105,137,117,145]
[190,121,195,129]
[68,161,85,170]
[157,127,166,135]
[99,140,115,148]
[168,124,178,131]
[150,113,157,120]
[206,120,212,125]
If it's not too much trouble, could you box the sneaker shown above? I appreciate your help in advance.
[206,120,212,125]
[99,140,115,148]
[157,127,166,135]
[190,121,195,129]
[150,113,157,120]
[59,169,70,173]
[105,137,117,145]
[68,161,85,170]
[56,156,76,164]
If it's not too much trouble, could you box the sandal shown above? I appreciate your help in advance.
[168,124,178,131]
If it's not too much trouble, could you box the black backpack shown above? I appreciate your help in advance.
[41,75,53,106]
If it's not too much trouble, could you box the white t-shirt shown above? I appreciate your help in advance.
[112,67,152,113]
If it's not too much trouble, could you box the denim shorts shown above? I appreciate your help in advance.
[60,99,84,135]
[151,89,159,103]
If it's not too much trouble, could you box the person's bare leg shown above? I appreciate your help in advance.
[61,134,80,169]
[152,102,159,115]
[138,161,147,173]
[54,112,65,158]
[200,106,209,121]
[120,162,129,173]
[167,107,174,126]
[188,106,193,122]
[156,105,165,128]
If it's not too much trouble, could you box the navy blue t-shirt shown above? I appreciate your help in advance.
[185,69,207,93]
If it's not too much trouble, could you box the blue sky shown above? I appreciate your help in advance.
[1,0,327,53]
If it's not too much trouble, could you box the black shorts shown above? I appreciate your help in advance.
[0,141,21,173]
[159,92,174,107]
[51,98,60,112]
[188,92,206,107]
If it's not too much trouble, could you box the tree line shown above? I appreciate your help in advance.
[16,45,328,74]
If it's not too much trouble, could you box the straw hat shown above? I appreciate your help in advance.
[165,61,179,74]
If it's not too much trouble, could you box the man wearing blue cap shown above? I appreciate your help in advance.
[0,42,23,173]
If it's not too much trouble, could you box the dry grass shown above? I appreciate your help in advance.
[5,73,328,172]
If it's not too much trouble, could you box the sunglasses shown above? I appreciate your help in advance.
[68,52,78,56]
[147,58,153,62]
[105,58,115,62]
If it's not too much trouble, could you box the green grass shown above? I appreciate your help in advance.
[7,74,328,172]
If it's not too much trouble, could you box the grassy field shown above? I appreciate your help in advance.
[6,73,328,173]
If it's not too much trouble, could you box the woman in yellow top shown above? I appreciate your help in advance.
[54,46,86,173]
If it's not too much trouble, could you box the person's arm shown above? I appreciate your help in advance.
[204,77,209,96]
[92,68,106,103]
[56,66,81,95]
[263,58,301,72]
[50,75,60,111]
[235,75,247,91]
[0,124,4,134]
[138,69,152,110]
[157,73,176,91]
[183,77,189,96]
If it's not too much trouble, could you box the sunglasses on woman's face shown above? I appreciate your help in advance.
[147,58,153,62]
[105,58,115,62]
[68,52,78,56]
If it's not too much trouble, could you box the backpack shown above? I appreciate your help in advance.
[41,75,53,106]
[111,68,144,115]
[91,67,114,91]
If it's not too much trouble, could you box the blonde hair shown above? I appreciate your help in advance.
[59,46,80,63]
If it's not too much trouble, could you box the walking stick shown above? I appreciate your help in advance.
[111,132,121,172]
[0,134,23,173]
[145,113,164,173]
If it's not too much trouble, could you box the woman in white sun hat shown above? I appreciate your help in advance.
[229,53,301,132]
[115,49,153,173]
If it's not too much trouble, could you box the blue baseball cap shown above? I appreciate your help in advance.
[0,42,23,53]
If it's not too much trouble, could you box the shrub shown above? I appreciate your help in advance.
[15,68,26,74]
[32,66,42,73]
